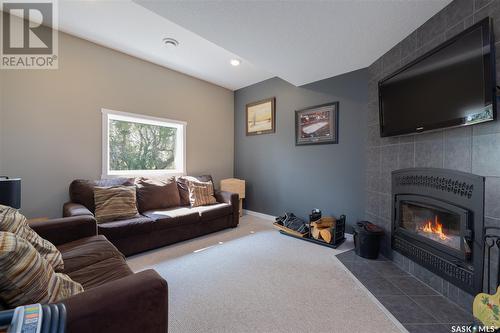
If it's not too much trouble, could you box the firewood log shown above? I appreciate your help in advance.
[311,226,321,239]
[320,228,332,243]
[311,216,336,228]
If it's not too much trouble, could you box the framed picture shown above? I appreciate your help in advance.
[295,102,338,146]
[246,97,276,136]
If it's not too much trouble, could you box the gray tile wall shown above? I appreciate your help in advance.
[365,0,500,307]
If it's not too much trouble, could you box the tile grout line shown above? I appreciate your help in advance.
[338,252,473,323]
[332,255,410,333]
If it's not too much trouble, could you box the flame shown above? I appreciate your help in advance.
[420,215,448,241]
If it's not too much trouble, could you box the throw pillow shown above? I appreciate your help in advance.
[177,175,213,206]
[69,178,136,212]
[187,180,217,207]
[0,205,64,271]
[0,231,83,308]
[136,177,181,213]
[94,186,139,223]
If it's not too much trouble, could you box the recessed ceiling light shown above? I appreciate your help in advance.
[230,59,241,66]
[163,38,179,48]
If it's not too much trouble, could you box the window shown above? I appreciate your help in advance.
[102,109,186,177]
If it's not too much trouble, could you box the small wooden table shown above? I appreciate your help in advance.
[220,178,245,217]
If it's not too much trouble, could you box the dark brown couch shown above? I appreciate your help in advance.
[63,175,239,256]
[29,216,168,333]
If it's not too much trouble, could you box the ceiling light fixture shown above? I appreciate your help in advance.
[230,59,241,66]
[163,37,179,49]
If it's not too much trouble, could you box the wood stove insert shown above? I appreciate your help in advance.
[392,168,485,295]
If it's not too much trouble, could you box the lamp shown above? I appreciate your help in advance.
[0,177,21,209]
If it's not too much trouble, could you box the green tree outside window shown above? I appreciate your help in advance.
[109,119,177,171]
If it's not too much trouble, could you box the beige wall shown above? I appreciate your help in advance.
[1,32,234,218]
[0,69,3,174]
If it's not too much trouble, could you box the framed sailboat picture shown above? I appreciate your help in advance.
[295,102,338,146]
[246,97,276,136]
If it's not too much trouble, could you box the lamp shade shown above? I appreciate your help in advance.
[0,177,21,209]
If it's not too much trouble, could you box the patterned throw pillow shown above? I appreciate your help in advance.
[0,205,64,271]
[0,232,83,308]
[187,180,217,207]
[94,186,139,223]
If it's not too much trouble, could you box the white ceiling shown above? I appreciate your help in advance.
[136,0,452,87]
[58,0,272,90]
[57,0,452,90]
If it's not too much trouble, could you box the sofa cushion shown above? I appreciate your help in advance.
[136,177,181,213]
[177,175,213,206]
[197,203,232,221]
[57,235,123,274]
[97,216,153,240]
[94,186,139,223]
[69,178,135,212]
[144,203,231,224]
[143,207,200,219]
[152,213,201,231]
[187,180,217,207]
[0,205,64,271]
[0,231,83,308]
[66,256,132,290]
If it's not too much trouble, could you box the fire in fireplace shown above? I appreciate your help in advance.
[399,201,463,253]
[392,168,485,294]
[421,216,447,240]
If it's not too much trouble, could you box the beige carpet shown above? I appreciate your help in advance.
[127,215,405,333]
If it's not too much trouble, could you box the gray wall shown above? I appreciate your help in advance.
[366,0,500,255]
[234,69,368,227]
[1,31,234,218]
[365,0,500,306]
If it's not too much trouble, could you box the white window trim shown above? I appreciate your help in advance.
[101,108,187,178]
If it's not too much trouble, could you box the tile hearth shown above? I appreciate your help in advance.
[336,250,474,333]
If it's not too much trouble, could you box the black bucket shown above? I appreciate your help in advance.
[353,221,384,259]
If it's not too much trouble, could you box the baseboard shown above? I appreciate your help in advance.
[243,209,276,221]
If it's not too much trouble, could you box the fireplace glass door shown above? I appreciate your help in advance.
[396,195,470,259]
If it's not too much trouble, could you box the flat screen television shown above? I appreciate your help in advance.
[378,18,496,137]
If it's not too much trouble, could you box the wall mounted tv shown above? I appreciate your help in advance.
[379,18,496,137]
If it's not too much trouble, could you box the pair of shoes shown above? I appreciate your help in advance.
[275,214,286,225]
[275,212,294,225]
[283,213,306,232]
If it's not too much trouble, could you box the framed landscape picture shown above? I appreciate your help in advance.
[246,97,276,136]
[295,102,338,146]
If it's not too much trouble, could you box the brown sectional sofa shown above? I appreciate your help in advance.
[29,215,168,333]
[63,175,239,256]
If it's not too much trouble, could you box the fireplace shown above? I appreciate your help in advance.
[392,168,484,294]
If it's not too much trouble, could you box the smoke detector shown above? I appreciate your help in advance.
[163,38,179,48]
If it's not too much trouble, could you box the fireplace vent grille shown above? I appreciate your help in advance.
[395,175,474,199]
[394,237,473,288]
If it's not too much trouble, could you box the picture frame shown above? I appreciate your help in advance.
[246,97,276,136]
[295,102,339,146]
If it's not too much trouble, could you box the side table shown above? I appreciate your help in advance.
[220,178,245,217]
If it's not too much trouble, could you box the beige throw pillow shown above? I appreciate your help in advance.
[0,232,83,308]
[94,186,139,223]
[187,180,217,207]
[0,205,64,271]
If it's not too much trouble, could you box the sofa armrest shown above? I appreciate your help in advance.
[63,202,93,217]
[215,190,239,227]
[62,270,168,333]
[29,216,97,246]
